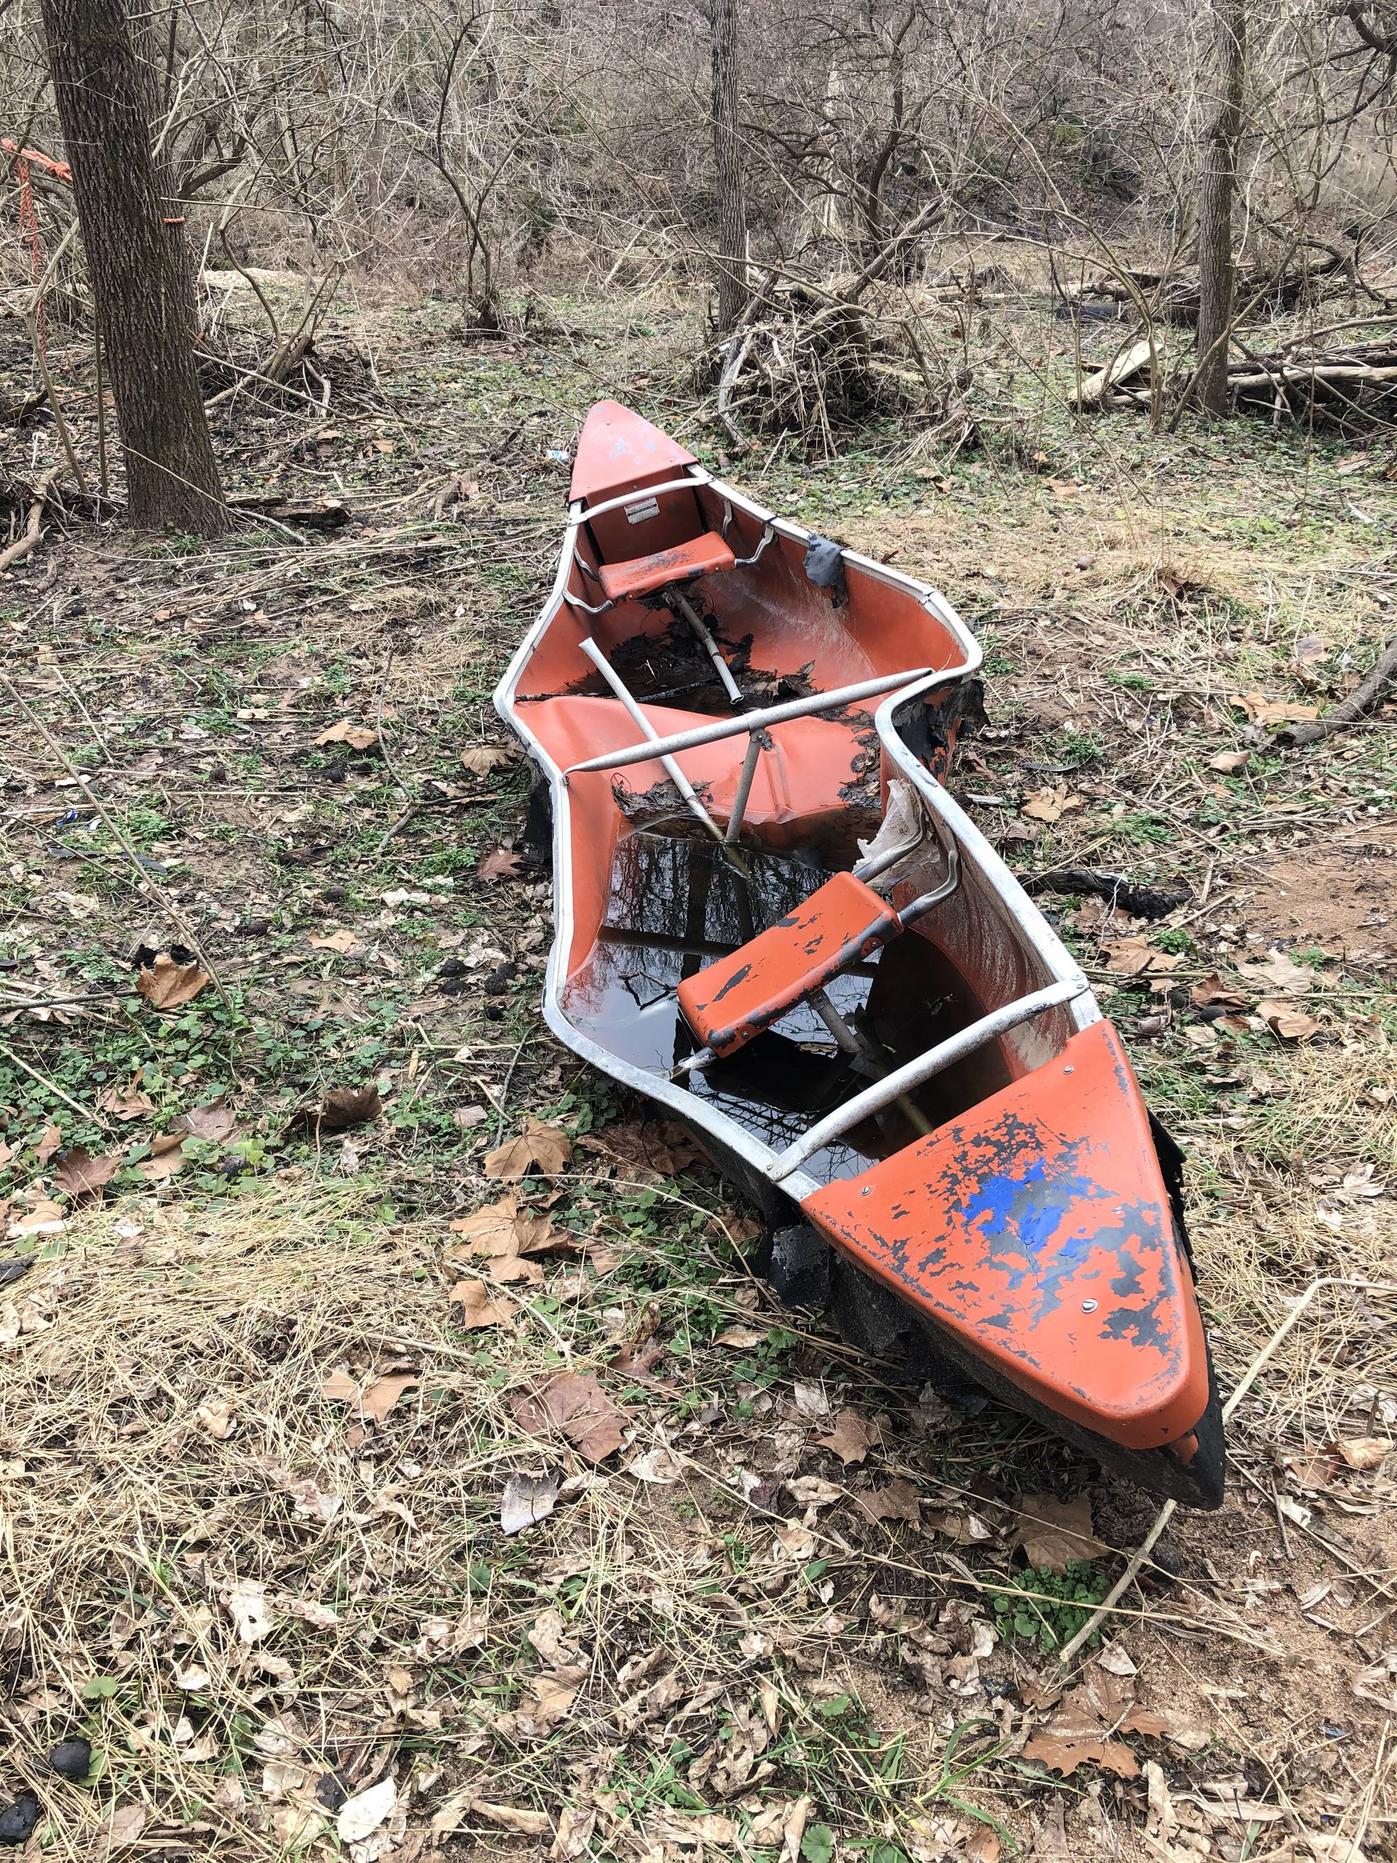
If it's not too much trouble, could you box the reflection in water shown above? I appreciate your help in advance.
[564,828,1010,1184]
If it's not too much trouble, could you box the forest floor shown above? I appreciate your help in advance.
[1,284,1395,1863]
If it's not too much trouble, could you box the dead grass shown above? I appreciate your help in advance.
[2,290,1396,1862]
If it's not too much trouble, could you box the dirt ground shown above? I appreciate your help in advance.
[1,289,1395,1862]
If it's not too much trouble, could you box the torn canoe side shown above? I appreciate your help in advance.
[495,399,1224,1509]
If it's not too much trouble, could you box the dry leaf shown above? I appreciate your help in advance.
[459,745,517,777]
[1335,1436,1389,1470]
[447,1192,569,1258]
[1023,1728,1138,1778]
[226,1578,274,1645]
[515,1370,628,1463]
[484,1118,572,1181]
[320,1367,419,1423]
[1104,937,1182,979]
[287,1084,381,1134]
[34,1123,61,1165]
[855,1478,921,1525]
[1236,692,1320,728]
[336,1776,396,1844]
[173,1102,238,1143]
[1240,948,1315,995]
[137,953,211,1010]
[197,1399,237,1440]
[448,1277,515,1329]
[98,1081,156,1121]
[309,928,359,953]
[316,720,378,751]
[500,1471,561,1534]
[1021,785,1084,823]
[470,1800,551,1837]
[1014,1493,1106,1573]
[1255,998,1321,1041]
[54,1146,119,1201]
[1208,749,1250,774]
[820,1408,882,1467]
[99,1804,148,1851]
[478,847,524,882]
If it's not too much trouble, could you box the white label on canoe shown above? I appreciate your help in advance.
[624,496,659,524]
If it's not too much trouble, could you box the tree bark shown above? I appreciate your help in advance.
[710,0,749,333]
[1193,0,1246,417]
[39,0,227,533]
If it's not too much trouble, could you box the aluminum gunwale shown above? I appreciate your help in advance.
[492,472,1100,1202]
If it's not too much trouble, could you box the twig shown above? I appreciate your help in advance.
[0,467,59,574]
[1274,633,1397,749]
[0,1038,108,1128]
[1057,1275,1397,1665]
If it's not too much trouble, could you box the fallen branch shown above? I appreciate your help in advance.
[0,467,59,573]
[1274,633,1397,749]
[1022,868,1189,920]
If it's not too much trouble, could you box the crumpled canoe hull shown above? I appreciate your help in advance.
[495,400,1225,1510]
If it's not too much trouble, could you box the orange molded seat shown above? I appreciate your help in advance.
[597,531,736,603]
[800,1020,1211,1452]
[677,871,901,1058]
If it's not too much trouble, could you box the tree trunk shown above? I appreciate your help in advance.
[710,0,748,333]
[39,0,227,533]
[1194,0,1246,417]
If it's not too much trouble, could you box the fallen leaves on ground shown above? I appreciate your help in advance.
[478,847,524,882]
[855,1478,922,1526]
[309,927,359,953]
[1020,785,1085,823]
[1013,1493,1106,1573]
[500,1471,561,1535]
[54,1146,119,1201]
[448,1276,515,1328]
[226,1577,274,1645]
[34,1123,61,1165]
[446,1192,573,1285]
[514,1370,628,1463]
[459,744,517,777]
[1024,1659,1185,1779]
[819,1407,883,1466]
[1234,692,1320,729]
[1335,1435,1390,1470]
[484,1118,572,1181]
[321,1367,420,1424]
[287,1084,381,1135]
[1208,748,1250,773]
[316,720,378,751]
[1104,937,1183,980]
[1239,947,1316,995]
[1255,998,1321,1041]
[98,1080,156,1121]
[336,1776,395,1843]
[173,1101,238,1143]
[137,953,212,1010]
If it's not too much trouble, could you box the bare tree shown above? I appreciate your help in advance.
[1194,0,1247,415]
[39,0,227,532]
[710,0,748,331]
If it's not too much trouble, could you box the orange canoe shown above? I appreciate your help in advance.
[496,401,1224,1508]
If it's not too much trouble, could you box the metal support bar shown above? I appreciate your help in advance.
[563,666,937,778]
[578,636,722,841]
[574,474,706,525]
[724,731,763,846]
[731,523,776,568]
[769,978,1090,1181]
[668,589,743,706]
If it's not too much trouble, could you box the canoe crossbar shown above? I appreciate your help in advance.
[769,977,1090,1181]
[562,665,939,778]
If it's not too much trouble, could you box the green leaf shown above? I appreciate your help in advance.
[801,1824,836,1863]
[82,1677,119,1701]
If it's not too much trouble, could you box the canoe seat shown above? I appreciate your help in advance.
[677,872,901,1058]
[598,531,736,604]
